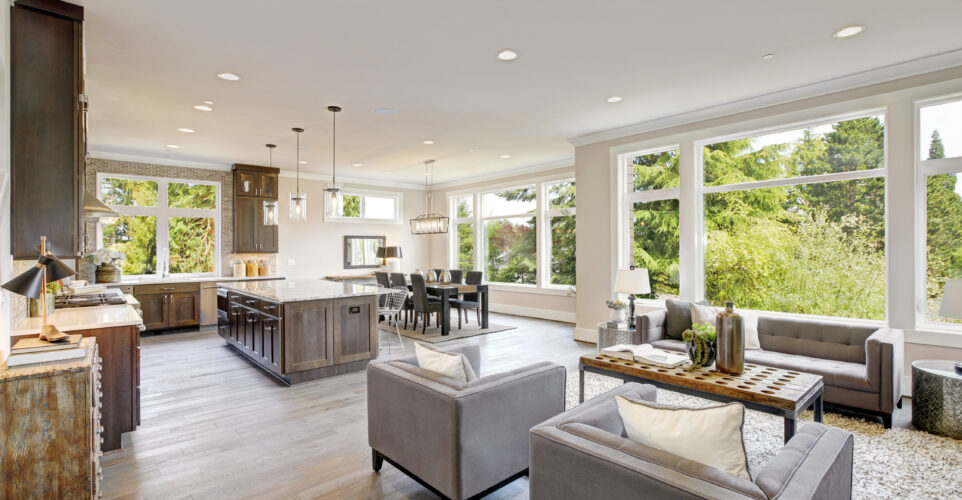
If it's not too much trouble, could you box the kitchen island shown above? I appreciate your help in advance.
[217,279,380,384]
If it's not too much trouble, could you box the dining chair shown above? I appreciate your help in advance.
[389,273,406,288]
[388,272,415,327]
[452,271,483,325]
[377,286,408,353]
[374,271,391,316]
[449,269,463,284]
[411,273,443,334]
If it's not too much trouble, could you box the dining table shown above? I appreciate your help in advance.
[406,280,489,336]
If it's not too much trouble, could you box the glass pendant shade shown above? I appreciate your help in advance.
[410,213,449,234]
[263,200,279,226]
[290,193,308,222]
[325,184,343,217]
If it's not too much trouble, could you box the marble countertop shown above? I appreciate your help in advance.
[217,279,381,303]
[107,275,285,286]
[13,304,144,336]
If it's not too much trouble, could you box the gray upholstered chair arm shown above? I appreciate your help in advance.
[865,328,903,413]
[754,423,854,500]
[638,309,668,344]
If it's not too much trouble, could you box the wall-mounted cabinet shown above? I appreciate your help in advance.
[233,164,280,254]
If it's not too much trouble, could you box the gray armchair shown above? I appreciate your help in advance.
[367,344,565,500]
[530,383,854,500]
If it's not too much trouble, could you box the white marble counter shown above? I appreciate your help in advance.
[13,304,144,336]
[107,275,285,286]
[217,279,381,303]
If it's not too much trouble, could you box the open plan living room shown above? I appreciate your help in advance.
[2,1,962,499]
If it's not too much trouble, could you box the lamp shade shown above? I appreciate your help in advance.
[42,254,76,282]
[384,246,402,259]
[614,267,651,295]
[376,247,386,259]
[1,263,45,299]
[940,278,962,319]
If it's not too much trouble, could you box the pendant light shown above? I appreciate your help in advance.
[410,159,449,234]
[289,128,307,221]
[324,105,343,217]
[263,144,279,226]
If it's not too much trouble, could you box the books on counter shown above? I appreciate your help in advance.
[6,334,85,368]
[600,343,688,368]
[605,321,628,330]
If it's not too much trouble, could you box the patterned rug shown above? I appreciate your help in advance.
[379,321,515,343]
[570,371,962,500]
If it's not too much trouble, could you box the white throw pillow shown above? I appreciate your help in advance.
[741,309,762,350]
[414,343,478,382]
[690,303,719,329]
[615,396,751,480]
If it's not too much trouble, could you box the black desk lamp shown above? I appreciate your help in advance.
[2,236,76,341]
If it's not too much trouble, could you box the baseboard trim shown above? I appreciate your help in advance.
[488,303,576,324]
[574,327,598,344]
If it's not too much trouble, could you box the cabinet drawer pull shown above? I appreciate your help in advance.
[161,287,175,291]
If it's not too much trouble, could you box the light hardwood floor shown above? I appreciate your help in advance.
[101,313,593,500]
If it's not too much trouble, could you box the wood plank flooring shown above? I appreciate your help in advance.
[101,314,593,499]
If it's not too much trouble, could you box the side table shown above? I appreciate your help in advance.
[911,360,962,439]
[596,321,641,350]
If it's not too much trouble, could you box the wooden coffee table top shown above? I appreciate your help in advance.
[580,353,823,411]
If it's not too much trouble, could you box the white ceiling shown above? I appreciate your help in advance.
[83,0,962,185]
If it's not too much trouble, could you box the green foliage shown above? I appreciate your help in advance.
[929,130,945,160]
[631,151,680,296]
[100,178,158,207]
[924,129,962,321]
[457,222,474,271]
[486,218,537,284]
[343,195,361,217]
[168,182,216,209]
[605,299,626,311]
[169,217,215,273]
[103,215,157,275]
[46,282,61,294]
[683,323,716,370]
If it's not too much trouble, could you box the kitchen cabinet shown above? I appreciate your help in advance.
[233,165,278,199]
[10,0,86,258]
[234,197,278,253]
[134,283,200,331]
[225,291,284,376]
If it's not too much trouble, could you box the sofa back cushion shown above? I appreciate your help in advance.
[664,299,694,340]
[757,315,876,364]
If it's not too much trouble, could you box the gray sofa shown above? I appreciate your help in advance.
[367,344,565,500]
[637,300,904,427]
[530,383,854,500]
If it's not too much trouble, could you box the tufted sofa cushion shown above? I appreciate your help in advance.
[756,316,876,364]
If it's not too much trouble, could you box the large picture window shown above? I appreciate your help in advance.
[547,180,576,285]
[483,187,537,285]
[98,174,220,277]
[702,115,886,320]
[626,148,680,298]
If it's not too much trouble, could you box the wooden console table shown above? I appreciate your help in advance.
[579,353,824,443]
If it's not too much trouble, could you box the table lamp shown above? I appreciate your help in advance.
[938,278,962,374]
[2,236,76,342]
[614,266,651,330]
[384,246,402,273]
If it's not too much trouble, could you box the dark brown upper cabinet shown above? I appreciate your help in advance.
[233,164,279,253]
[11,0,86,259]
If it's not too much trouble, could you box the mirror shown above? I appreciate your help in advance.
[343,235,386,269]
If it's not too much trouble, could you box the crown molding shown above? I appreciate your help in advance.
[89,151,232,171]
[431,157,575,191]
[568,48,962,147]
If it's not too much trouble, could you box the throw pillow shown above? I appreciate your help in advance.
[690,302,720,329]
[741,309,762,350]
[615,396,751,480]
[664,298,694,340]
[414,343,478,383]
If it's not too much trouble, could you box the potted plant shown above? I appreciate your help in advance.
[605,299,627,322]
[682,322,717,370]
[87,248,126,283]
[30,281,59,317]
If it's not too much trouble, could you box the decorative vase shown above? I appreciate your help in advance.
[609,308,626,322]
[715,301,745,375]
[439,270,452,283]
[426,270,438,283]
[685,337,716,370]
[96,263,122,283]
[29,292,55,317]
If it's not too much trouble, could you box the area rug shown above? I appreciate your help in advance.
[381,321,516,343]
[569,371,962,500]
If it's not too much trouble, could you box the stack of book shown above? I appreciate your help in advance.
[6,334,85,367]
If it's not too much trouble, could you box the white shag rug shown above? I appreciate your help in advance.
[569,371,962,500]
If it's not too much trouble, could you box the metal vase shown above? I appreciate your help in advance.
[716,301,745,375]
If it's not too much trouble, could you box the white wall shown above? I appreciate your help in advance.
[275,176,430,278]
[0,5,12,361]
[573,66,962,367]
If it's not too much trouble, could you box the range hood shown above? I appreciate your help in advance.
[83,191,118,219]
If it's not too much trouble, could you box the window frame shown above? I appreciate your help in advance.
[96,172,221,278]
[323,187,403,224]
[449,194,475,272]
[915,93,962,333]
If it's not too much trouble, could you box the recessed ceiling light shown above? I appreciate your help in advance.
[761,53,775,60]
[423,140,435,145]
[833,25,864,38]
[497,49,519,61]
[193,105,213,112]
[166,144,180,149]
[298,160,308,165]
[375,108,395,115]
[467,148,476,152]
[606,96,623,103]
[352,163,362,167]
[217,72,240,81]
[178,128,196,133]
[203,100,214,105]
[500,154,511,159]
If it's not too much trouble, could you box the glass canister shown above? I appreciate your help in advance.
[246,260,258,277]
[258,260,270,277]
[439,270,452,283]
[233,260,246,277]
[716,301,745,375]
[426,269,438,283]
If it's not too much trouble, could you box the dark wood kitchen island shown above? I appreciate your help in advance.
[217,279,380,384]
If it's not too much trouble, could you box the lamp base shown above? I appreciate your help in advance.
[40,323,70,343]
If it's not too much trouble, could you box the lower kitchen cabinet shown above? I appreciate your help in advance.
[134,283,200,331]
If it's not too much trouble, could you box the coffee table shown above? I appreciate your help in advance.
[579,353,824,443]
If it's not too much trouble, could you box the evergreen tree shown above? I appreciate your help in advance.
[929,130,945,160]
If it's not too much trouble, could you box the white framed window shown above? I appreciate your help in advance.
[96,173,221,278]
[917,94,962,331]
[446,174,576,291]
[324,188,403,223]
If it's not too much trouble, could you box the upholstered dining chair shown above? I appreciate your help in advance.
[451,271,483,325]
[374,271,391,314]
[411,273,443,334]
[388,272,415,327]
[449,269,463,284]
